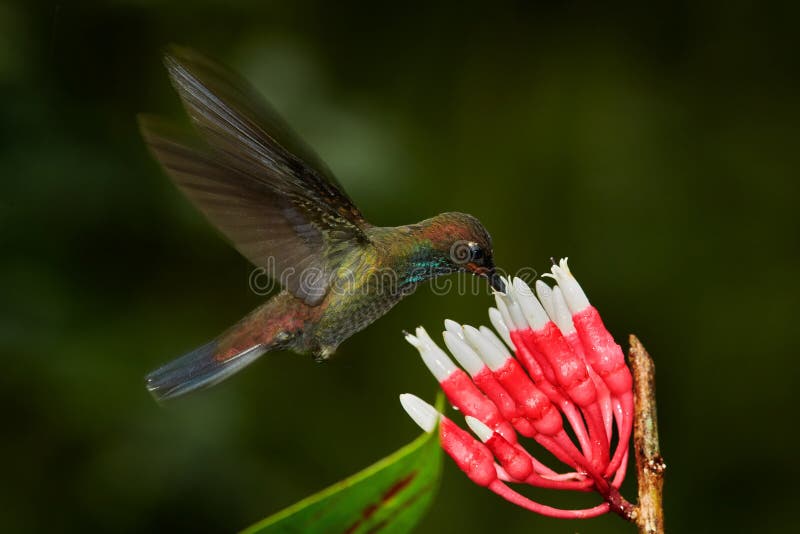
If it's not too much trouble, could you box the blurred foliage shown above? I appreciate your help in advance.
[245,395,443,534]
[1,1,798,532]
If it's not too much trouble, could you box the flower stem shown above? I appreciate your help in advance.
[604,485,637,521]
[629,335,666,534]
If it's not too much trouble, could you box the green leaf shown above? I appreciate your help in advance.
[243,394,444,534]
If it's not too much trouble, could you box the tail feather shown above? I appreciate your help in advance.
[145,340,267,402]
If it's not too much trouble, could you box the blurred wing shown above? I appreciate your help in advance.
[140,47,370,305]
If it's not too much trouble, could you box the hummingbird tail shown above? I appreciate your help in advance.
[145,340,268,402]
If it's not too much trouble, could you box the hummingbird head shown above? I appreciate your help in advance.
[417,212,505,292]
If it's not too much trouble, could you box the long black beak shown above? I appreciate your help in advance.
[468,260,506,292]
[488,269,505,293]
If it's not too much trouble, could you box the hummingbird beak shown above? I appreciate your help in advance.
[467,262,505,292]
[489,270,505,293]
[484,256,505,292]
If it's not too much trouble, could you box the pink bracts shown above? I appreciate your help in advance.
[400,259,635,519]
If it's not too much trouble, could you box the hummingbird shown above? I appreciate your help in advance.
[140,47,504,401]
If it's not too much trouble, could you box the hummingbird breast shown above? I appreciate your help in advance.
[303,236,420,357]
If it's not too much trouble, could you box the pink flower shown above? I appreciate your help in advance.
[400,259,635,519]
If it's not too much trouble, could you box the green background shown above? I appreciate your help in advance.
[2,1,797,532]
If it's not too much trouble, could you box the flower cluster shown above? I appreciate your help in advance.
[400,259,635,519]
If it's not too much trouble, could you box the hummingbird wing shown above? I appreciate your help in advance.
[139,46,370,305]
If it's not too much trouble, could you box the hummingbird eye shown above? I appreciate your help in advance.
[469,244,485,262]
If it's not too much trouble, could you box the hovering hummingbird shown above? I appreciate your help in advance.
[140,47,504,401]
